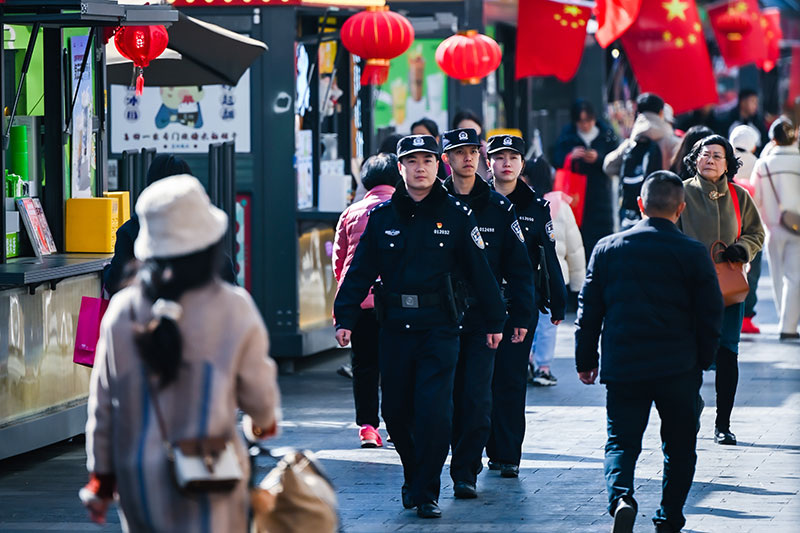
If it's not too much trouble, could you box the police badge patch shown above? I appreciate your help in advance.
[545,220,555,242]
[412,137,424,146]
[471,227,485,249]
[458,131,469,141]
[511,220,525,243]
[385,229,400,236]
[503,136,513,146]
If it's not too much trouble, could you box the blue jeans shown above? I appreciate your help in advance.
[605,370,702,531]
[531,309,558,368]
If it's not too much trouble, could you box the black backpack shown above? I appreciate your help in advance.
[619,136,662,229]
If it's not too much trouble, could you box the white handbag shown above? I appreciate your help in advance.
[147,380,243,493]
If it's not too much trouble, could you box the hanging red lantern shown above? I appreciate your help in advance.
[101,26,119,45]
[435,30,502,85]
[341,6,414,86]
[114,25,169,95]
[716,10,753,41]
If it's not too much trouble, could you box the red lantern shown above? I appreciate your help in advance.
[114,25,169,95]
[341,6,414,86]
[435,30,502,85]
[717,10,753,40]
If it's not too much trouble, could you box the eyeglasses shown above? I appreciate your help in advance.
[699,151,725,162]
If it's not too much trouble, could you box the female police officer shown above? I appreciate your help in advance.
[334,135,506,518]
[486,134,568,478]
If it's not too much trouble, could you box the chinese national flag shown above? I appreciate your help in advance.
[760,8,782,72]
[595,0,642,48]
[707,0,767,68]
[516,0,592,82]
[621,0,718,115]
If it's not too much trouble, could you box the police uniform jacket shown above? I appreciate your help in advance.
[443,175,535,331]
[334,181,507,333]
[496,178,568,321]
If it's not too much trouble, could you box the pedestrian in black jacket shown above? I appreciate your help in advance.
[574,171,723,533]
[485,134,567,478]
[440,128,535,499]
[553,100,619,259]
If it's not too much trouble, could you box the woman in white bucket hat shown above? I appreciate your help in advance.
[81,175,280,531]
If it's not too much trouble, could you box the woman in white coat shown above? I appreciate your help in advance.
[529,190,586,385]
[81,175,281,530]
[751,118,800,340]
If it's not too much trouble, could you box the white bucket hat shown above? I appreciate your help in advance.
[134,174,228,261]
[730,124,760,153]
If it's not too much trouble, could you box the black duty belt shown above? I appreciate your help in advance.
[385,292,442,309]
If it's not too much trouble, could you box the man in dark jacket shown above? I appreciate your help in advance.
[574,171,723,533]
[717,89,769,154]
[441,128,535,499]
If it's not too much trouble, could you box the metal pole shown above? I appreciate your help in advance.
[0,6,6,263]
[3,22,39,151]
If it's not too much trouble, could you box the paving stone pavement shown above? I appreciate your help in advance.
[0,278,798,532]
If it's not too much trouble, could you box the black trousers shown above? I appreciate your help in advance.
[350,308,380,428]
[450,331,497,484]
[486,316,538,466]
[605,370,702,531]
[379,326,460,505]
[714,346,738,432]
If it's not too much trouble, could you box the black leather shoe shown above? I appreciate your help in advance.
[714,428,737,445]
[654,520,679,532]
[612,497,636,533]
[500,463,519,478]
[416,501,442,518]
[453,481,478,499]
[487,461,501,471]
[401,485,414,509]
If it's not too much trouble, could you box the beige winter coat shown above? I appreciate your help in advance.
[86,280,280,532]
[751,145,800,230]
[544,191,586,291]
[603,111,681,176]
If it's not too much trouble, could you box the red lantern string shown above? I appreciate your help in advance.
[340,7,414,86]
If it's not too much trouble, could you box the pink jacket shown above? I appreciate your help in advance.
[332,184,395,309]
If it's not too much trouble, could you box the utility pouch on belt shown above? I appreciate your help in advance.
[371,283,386,324]
[440,273,461,324]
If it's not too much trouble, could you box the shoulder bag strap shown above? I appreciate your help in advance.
[727,182,742,240]
[762,164,783,210]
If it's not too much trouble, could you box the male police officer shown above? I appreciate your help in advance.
[486,134,568,477]
[440,128,535,498]
[334,135,506,518]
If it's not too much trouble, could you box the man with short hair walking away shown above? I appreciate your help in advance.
[575,171,724,533]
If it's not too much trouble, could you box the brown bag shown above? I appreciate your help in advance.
[763,164,800,236]
[251,450,338,533]
[711,241,749,307]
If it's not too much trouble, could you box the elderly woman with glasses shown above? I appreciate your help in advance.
[678,134,764,446]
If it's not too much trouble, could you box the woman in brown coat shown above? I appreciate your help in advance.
[81,175,280,531]
[679,135,764,446]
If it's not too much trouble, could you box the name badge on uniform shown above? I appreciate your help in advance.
[511,220,525,243]
[471,227,485,249]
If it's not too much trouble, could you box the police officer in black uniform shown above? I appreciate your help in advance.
[439,128,536,499]
[334,135,506,519]
[485,134,568,477]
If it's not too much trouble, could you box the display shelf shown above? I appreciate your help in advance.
[0,253,111,287]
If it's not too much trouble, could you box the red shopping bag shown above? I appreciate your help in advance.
[553,154,587,227]
[73,296,109,368]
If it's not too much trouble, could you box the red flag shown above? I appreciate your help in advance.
[621,0,718,115]
[790,46,800,104]
[595,0,642,48]
[760,8,782,72]
[516,0,592,82]
[707,0,767,68]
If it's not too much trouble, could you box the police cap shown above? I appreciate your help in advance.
[441,128,481,152]
[397,135,440,159]
[487,134,525,156]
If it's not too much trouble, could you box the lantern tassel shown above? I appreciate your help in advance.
[135,67,144,96]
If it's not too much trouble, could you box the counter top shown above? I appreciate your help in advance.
[0,254,111,287]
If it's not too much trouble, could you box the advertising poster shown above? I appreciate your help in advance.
[109,71,251,153]
[70,36,94,199]
[373,39,448,134]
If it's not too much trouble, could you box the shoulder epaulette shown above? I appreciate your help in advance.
[369,200,392,214]
[488,190,514,212]
[447,196,473,217]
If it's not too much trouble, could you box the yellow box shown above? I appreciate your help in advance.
[104,191,131,224]
[66,198,119,253]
